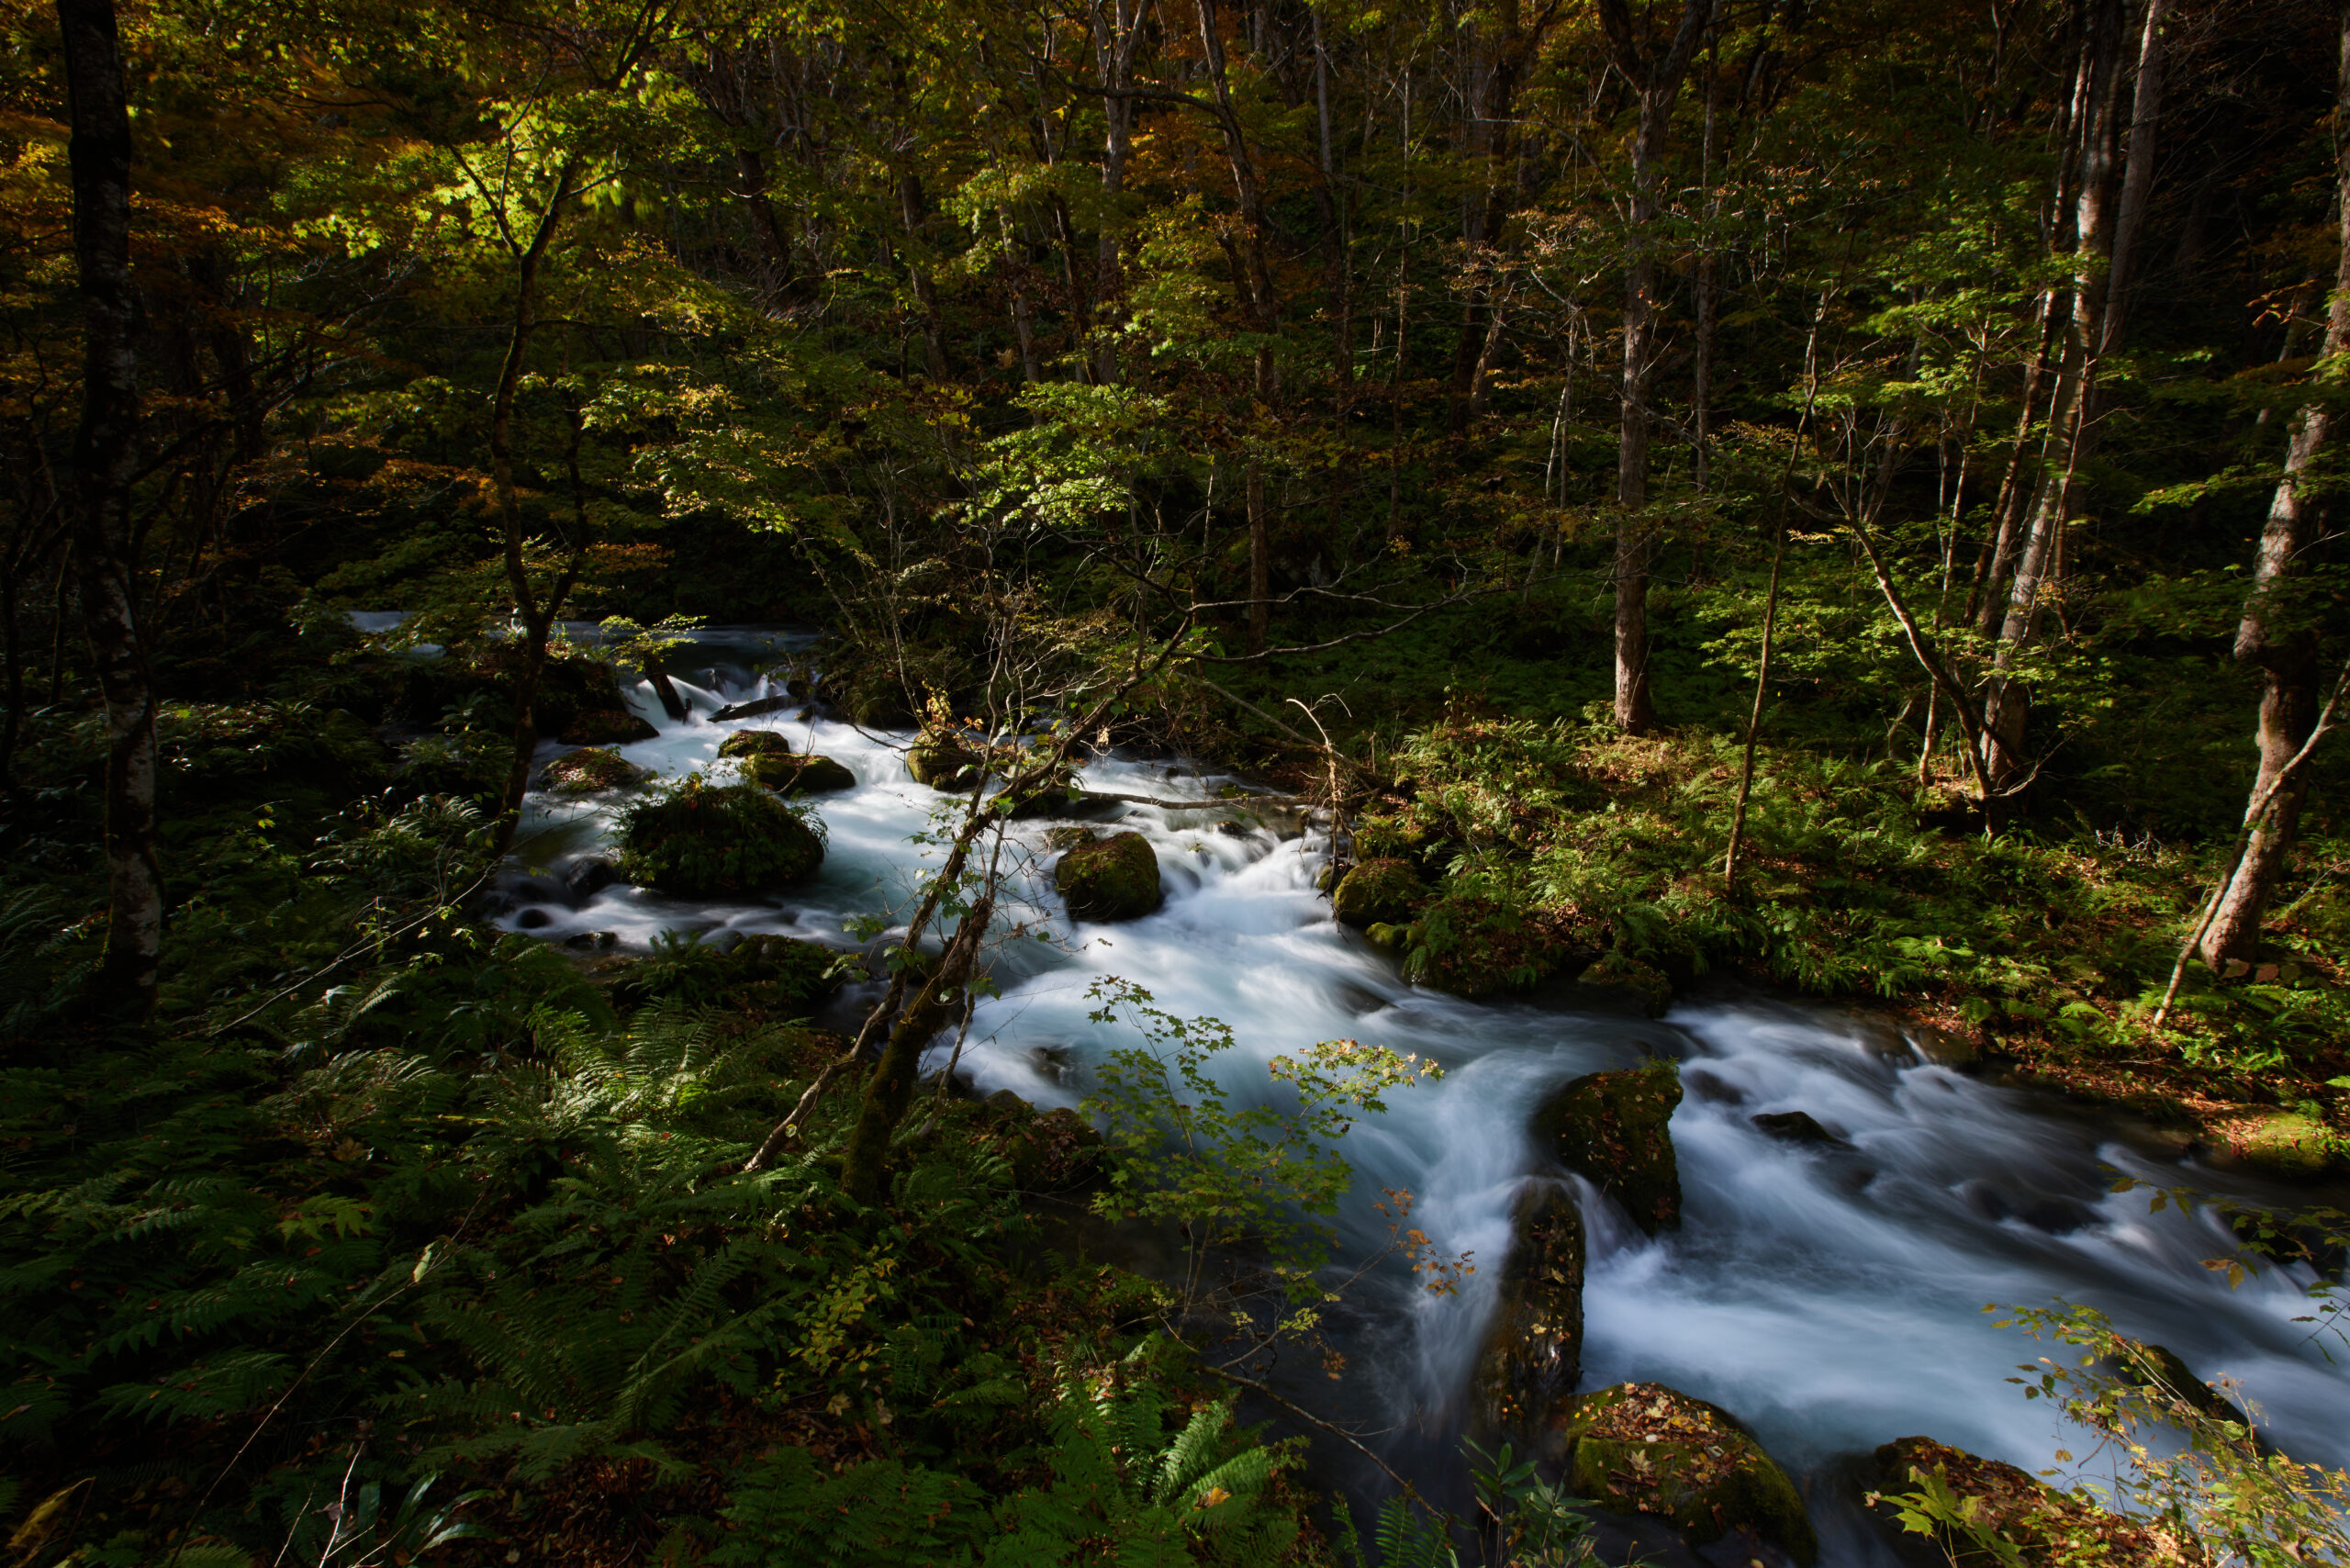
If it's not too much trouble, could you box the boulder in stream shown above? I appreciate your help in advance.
[1751,1110,1847,1148]
[559,706,660,746]
[1556,1383,1818,1566]
[1862,1436,2177,1568]
[1055,832,1163,922]
[615,779,825,897]
[1470,1182,1584,1452]
[718,728,793,758]
[1533,1064,1683,1234]
[742,751,857,795]
[1399,895,1570,998]
[1332,858,1424,928]
[908,733,982,791]
[1568,952,1673,1017]
[540,746,649,794]
[2107,1341,2255,1434]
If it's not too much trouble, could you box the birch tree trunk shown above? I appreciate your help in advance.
[58,0,160,1016]
[2198,0,2350,969]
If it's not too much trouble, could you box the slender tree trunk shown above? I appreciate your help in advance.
[735,146,800,306]
[2101,0,2171,354]
[489,157,584,843]
[838,895,994,1204]
[999,209,1040,385]
[59,0,160,1015]
[1246,460,1270,654]
[2198,0,2350,967]
[1600,0,1713,734]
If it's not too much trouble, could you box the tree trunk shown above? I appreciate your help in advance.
[2101,0,2171,354]
[838,895,995,1204]
[1600,0,1713,734]
[1247,459,1270,655]
[2198,0,2350,967]
[735,146,800,306]
[59,0,160,1015]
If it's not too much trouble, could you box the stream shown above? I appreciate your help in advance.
[498,633,2350,1565]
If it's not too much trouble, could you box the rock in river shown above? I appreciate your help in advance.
[539,746,649,794]
[1331,857,1423,928]
[1471,1181,1584,1453]
[742,751,856,794]
[1533,1063,1683,1234]
[1862,1435,2178,1568]
[1055,831,1163,922]
[718,728,793,758]
[1558,1383,1818,1566]
[615,779,824,897]
[908,732,982,791]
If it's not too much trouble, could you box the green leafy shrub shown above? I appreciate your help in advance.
[615,776,825,896]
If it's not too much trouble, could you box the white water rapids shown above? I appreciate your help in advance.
[498,634,2349,1564]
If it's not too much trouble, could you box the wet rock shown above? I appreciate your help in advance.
[1862,1436,2176,1568]
[2107,1342,2254,1433]
[1752,1111,1847,1148]
[990,780,1083,821]
[742,752,856,795]
[539,746,650,794]
[908,733,981,791]
[1683,1069,1746,1106]
[515,907,552,930]
[1044,825,1099,852]
[1556,1383,1818,1567]
[1533,1064,1683,1234]
[974,1091,1104,1190]
[1908,1025,1984,1071]
[563,930,619,952]
[711,694,796,722]
[615,780,825,897]
[2224,1108,2335,1180]
[1055,831,1163,922]
[718,728,793,758]
[1331,857,1423,928]
[1472,1182,1584,1452]
[1363,922,1409,952]
[565,857,621,902]
[558,707,660,746]
[1570,952,1673,1017]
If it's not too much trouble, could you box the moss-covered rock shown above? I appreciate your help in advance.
[2227,1108,2335,1179]
[1400,895,1569,998]
[743,752,857,795]
[1862,1436,2180,1568]
[1332,858,1424,928]
[539,746,649,794]
[1044,825,1099,852]
[615,779,825,897]
[726,933,848,1013]
[1533,1064,1683,1234]
[908,733,981,791]
[1570,952,1673,1017]
[1472,1182,1584,1452]
[1559,1384,1817,1565]
[1055,831,1163,923]
[1364,922,1409,952]
[718,729,793,759]
[559,706,660,745]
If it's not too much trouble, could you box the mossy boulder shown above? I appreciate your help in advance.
[1533,1064,1683,1234]
[1044,825,1099,852]
[718,729,793,759]
[1055,831,1163,923]
[726,933,848,1012]
[1559,1384,1817,1566]
[615,779,825,897]
[908,733,982,791]
[559,706,660,745]
[1471,1182,1584,1452]
[1570,952,1673,1017]
[1332,858,1424,928]
[1863,1436,2177,1568]
[2226,1108,2335,1179]
[540,746,649,794]
[973,1092,1107,1192]
[1364,922,1409,952]
[742,751,857,795]
[1400,895,1569,999]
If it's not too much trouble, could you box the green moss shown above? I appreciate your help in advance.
[1332,858,1424,928]
[616,778,826,897]
[1054,831,1163,922]
[1561,1383,1818,1565]
[718,729,793,759]
[541,746,649,794]
[2231,1109,2336,1179]
[742,752,857,795]
[1401,894,1569,998]
[1533,1064,1683,1234]
[1864,1437,2175,1568]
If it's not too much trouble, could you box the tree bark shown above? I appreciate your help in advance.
[2101,0,2172,354]
[837,895,995,1204]
[2198,0,2350,968]
[1599,0,1713,734]
[59,0,160,1015]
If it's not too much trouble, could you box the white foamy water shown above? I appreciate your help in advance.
[499,641,2350,1562]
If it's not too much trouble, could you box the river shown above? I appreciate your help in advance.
[498,634,2350,1564]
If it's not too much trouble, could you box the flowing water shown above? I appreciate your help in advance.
[498,636,2350,1564]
